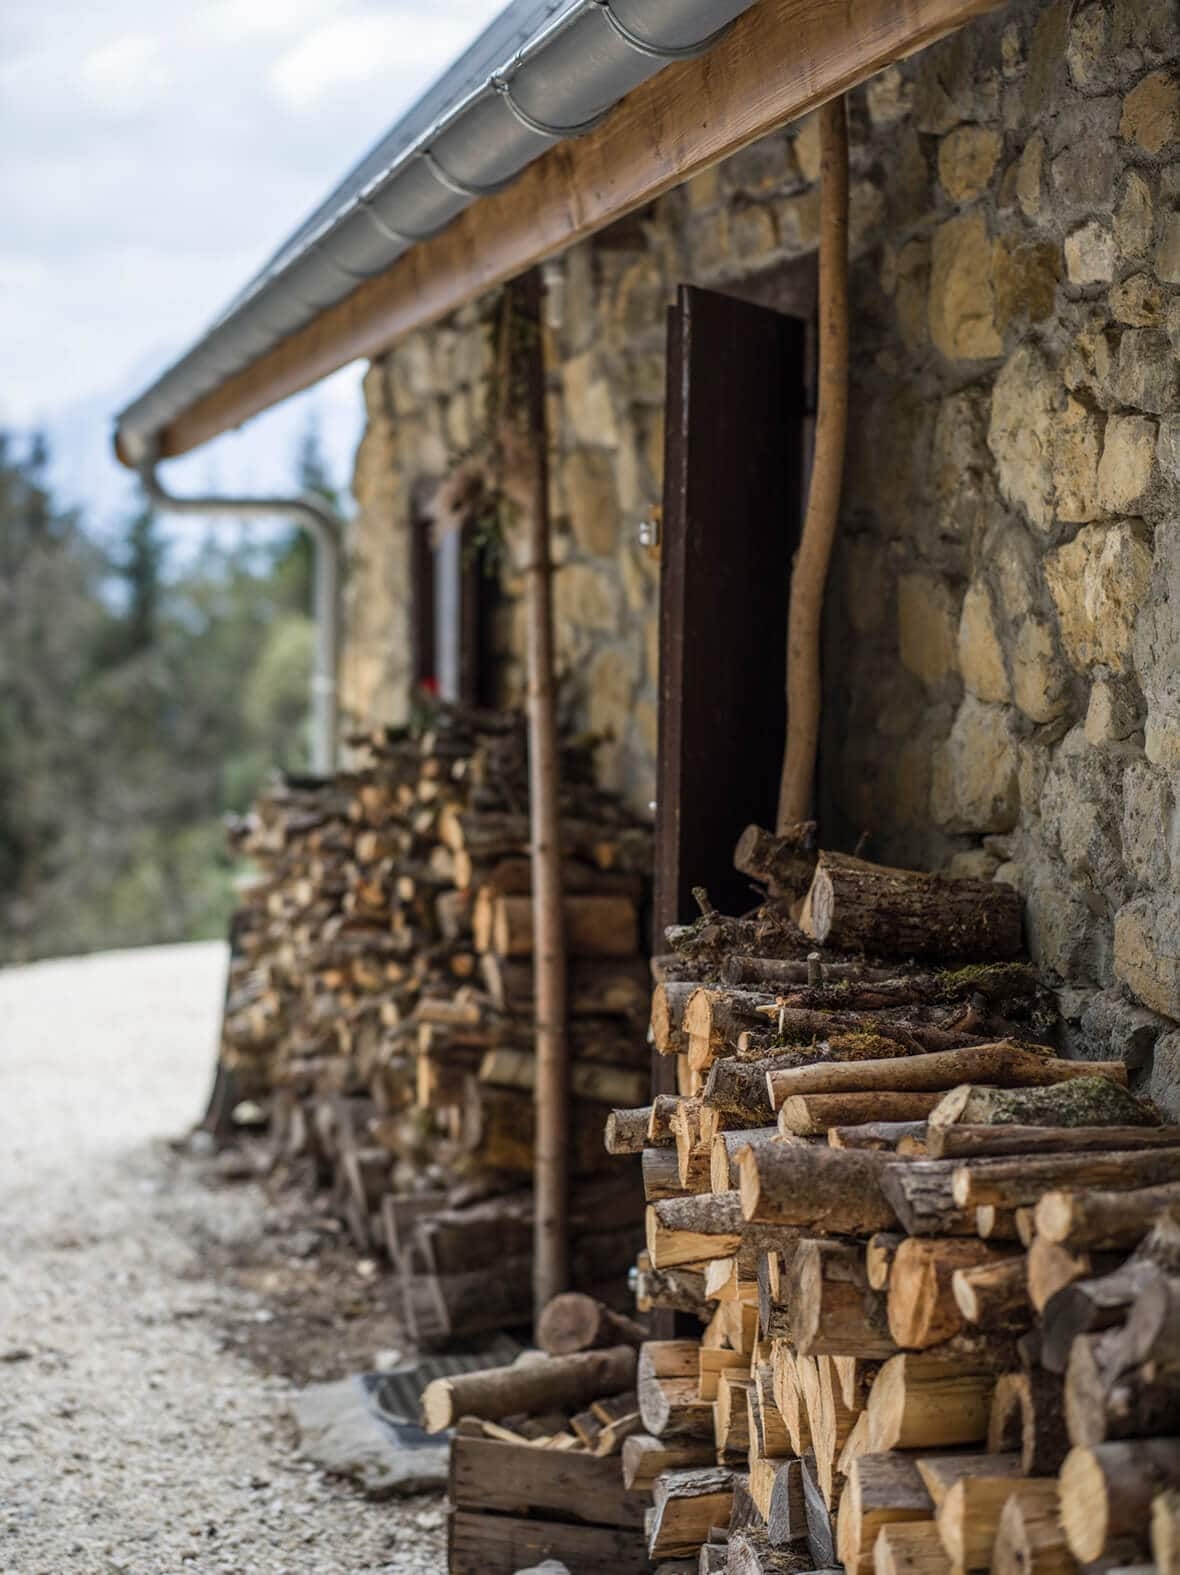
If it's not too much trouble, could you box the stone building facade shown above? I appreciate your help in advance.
[341,0,1180,1106]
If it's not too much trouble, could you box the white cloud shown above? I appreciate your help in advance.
[79,33,171,117]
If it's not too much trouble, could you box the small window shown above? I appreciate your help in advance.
[409,474,497,706]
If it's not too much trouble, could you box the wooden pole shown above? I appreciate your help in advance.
[515,270,571,1319]
[778,95,849,831]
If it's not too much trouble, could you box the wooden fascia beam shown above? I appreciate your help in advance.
[141,0,1002,462]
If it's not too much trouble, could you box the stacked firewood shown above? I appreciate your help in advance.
[604,829,1180,1573]
[218,702,651,1344]
[421,1292,652,1573]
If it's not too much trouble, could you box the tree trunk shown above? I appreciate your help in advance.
[780,1091,941,1136]
[928,1077,1157,1135]
[1059,1440,1180,1563]
[738,1144,896,1234]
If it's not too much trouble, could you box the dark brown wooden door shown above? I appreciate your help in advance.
[654,284,807,945]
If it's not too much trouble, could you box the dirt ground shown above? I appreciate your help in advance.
[0,942,447,1575]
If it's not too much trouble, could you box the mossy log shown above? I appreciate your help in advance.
[929,1077,1157,1134]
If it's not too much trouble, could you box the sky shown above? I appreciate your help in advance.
[0,0,506,537]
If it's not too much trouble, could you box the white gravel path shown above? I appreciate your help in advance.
[0,943,446,1575]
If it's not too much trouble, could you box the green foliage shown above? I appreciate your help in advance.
[0,423,332,963]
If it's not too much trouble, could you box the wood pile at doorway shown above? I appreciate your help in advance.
[217,701,652,1344]
[596,824,1180,1574]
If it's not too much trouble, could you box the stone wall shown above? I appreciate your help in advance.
[342,0,1180,1104]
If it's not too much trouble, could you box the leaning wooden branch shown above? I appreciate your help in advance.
[778,95,849,831]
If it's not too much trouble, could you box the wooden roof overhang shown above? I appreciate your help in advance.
[118,0,1001,466]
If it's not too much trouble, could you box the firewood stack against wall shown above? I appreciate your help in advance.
[218,701,652,1345]
[585,824,1180,1575]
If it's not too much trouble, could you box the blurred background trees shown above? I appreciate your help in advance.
[0,423,334,963]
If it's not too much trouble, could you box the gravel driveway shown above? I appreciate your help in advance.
[0,942,446,1575]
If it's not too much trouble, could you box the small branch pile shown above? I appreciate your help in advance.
[218,701,652,1345]
[598,825,1180,1574]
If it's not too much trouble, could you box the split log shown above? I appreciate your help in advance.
[867,1232,906,1291]
[645,1146,699,1201]
[798,852,1022,960]
[687,987,779,1067]
[1065,1334,1180,1447]
[886,1238,1003,1350]
[866,1353,996,1451]
[711,1127,780,1192]
[879,1161,974,1238]
[421,1344,636,1431]
[928,1078,1156,1135]
[801,1449,838,1567]
[738,1145,897,1235]
[915,1454,1024,1509]
[1153,1488,1180,1575]
[1036,1181,1180,1251]
[929,1124,1180,1161]
[767,1458,807,1548]
[831,1122,928,1152]
[705,1058,776,1123]
[648,1467,736,1560]
[487,892,639,958]
[634,1254,710,1319]
[937,1476,1057,1573]
[778,1092,942,1137]
[1059,1441,1180,1563]
[952,1257,1030,1333]
[1040,1258,1173,1373]
[733,823,817,898]
[638,1342,714,1441]
[873,1520,951,1575]
[653,981,699,1055]
[726,1525,817,1574]
[1026,1238,1118,1313]
[990,1479,1073,1575]
[787,1239,896,1358]
[836,1452,933,1575]
[536,1292,646,1356]
[765,1044,1124,1108]
[606,1105,667,1154]
[951,1147,1180,1211]
[621,1432,715,1492]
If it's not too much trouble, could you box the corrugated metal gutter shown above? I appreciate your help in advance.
[114,0,759,463]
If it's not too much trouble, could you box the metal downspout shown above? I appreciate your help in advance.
[138,459,342,776]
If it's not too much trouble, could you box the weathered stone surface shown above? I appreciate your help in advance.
[1052,100,1119,212]
[1085,677,1142,746]
[1079,987,1167,1071]
[1116,328,1178,413]
[1097,414,1157,513]
[561,353,620,447]
[1123,758,1174,887]
[1011,616,1069,723]
[1114,896,1180,1019]
[1046,522,1153,672]
[989,344,1100,529]
[554,562,618,634]
[1120,70,1180,154]
[1151,1033,1180,1120]
[1111,274,1165,326]
[1157,417,1180,481]
[1025,860,1106,983]
[1016,134,1044,218]
[929,211,1002,360]
[1066,3,1111,91]
[931,696,1020,833]
[866,65,912,128]
[958,580,1009,703]
[1115,172,1154,258]
[897,572,958,686]
[992,236,1060,329]
[1157,212,1180,285]
[1065,220,1115,284]
[564,449,619,556]
[1041,730,1127,901]
[938,126,1002,201]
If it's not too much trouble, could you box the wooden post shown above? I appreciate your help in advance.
[512,270,570,1318]
[778,94,849,830]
